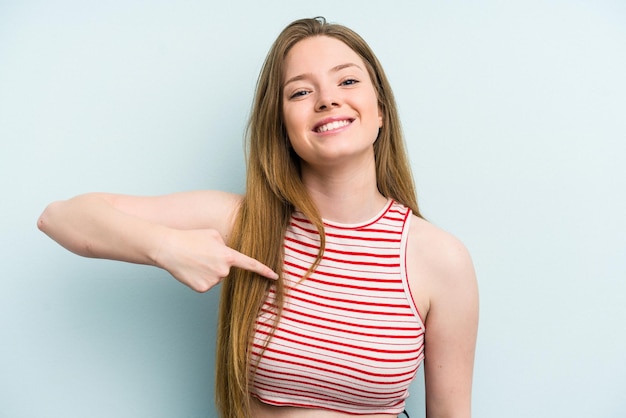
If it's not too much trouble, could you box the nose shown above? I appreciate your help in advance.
[315,87,339,111]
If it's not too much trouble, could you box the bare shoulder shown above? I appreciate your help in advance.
[408,216,475,282]
[406,215,478,320]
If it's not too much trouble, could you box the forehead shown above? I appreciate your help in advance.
[283,36,367,80]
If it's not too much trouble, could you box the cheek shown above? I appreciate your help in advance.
[281,106,298,135]
[361,88,382,124]
[282,107,310,146]
[281,110,301,152]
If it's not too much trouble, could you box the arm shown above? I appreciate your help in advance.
[407,220,479,418]
[37,191,278,291]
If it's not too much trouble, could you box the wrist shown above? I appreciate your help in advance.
[150,226,175,270]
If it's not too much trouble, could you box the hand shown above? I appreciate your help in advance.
[155,228,278,292]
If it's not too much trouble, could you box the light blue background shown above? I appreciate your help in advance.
[1,0,625,417]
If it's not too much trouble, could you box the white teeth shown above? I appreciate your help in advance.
[316,120,350,133]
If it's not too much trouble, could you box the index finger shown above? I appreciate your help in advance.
[229,249,279,280]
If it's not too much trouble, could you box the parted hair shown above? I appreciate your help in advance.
[215,17,421,418]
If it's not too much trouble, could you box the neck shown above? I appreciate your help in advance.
[300,154,388,224]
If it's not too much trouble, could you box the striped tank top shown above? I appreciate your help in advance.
[250,200,425,414]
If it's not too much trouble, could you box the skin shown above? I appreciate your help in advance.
[38,35,478,418]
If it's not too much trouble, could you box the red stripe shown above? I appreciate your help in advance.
[274,286,416,309]
[286,273,405,292]
[285,235,399,259]
[253,387,405,411]
[253,383,402,408]
[254,367,407,398]
[287,272,403,292]
[284,292,414,317]
[291,218,403,236]
[286,243,401,268]
[252,345,419,381]
[285,260,402,281]
[284,261,404,288]
[260,307,422,333]
[252,393,405,414]
[290,222,402,242]
[255,329,421,362]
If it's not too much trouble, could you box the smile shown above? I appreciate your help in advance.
[314,119,353,133]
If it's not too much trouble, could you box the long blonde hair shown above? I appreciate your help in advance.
[215,17,421,418]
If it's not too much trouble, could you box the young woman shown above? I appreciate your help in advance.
[38,17,478,418]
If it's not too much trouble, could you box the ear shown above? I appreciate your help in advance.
[378,107,383,128]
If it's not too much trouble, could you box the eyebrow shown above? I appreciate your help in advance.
[283,62,363,88]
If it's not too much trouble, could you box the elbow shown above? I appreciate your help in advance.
[37,201,60,235]
[36,199,92,257]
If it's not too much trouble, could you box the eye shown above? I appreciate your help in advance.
[289,90,311,99]
[340,79,360,86]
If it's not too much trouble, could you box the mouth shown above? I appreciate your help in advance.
[313,118,354,133]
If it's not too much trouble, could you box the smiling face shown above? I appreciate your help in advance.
[281,36,382,169]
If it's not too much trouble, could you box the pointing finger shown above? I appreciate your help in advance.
[229,249,279,280]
